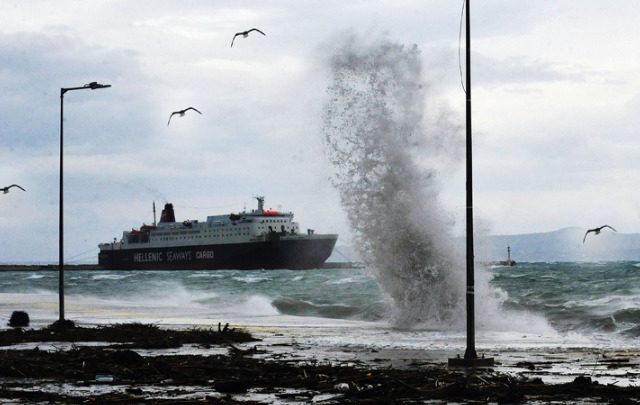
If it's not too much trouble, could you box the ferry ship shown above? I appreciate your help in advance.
[98,197,338,270]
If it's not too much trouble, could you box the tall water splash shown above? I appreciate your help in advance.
[321,34,465,328]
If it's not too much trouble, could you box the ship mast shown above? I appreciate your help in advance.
[153,201,157,226]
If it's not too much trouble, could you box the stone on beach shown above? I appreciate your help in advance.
[8,311,29,327]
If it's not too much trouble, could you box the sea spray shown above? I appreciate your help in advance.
[321,33,465,328]
[475,263,556,334]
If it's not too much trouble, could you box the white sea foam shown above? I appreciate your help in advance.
[187,272,226,279]
[90,273,133,281]
[325,277,358,285]
[235,295,279,317]
[475,265,555,335]
[232,274,271,284]
[125,282,219,309]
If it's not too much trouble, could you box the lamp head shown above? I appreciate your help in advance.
[85,81,111,90]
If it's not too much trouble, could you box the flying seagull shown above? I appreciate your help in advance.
[583,225,617,243]
[1,184,26,194]
[167,107,202,126]
[231,28,266,47]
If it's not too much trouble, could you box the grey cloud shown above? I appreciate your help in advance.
[474,54,586,86]
[0,32,153,154]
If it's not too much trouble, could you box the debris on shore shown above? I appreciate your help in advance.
[0,321,254,348]
[0,323,638,403]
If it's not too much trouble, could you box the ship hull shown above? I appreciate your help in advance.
[98,236,338,270]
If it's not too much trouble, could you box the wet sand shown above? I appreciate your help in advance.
[0,322,639,403]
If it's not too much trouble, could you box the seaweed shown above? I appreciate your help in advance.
[0,323,639,403]
[0,321,255,348]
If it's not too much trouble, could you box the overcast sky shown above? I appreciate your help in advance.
[1,1,639,263]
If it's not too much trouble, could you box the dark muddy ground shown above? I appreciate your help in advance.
[0,322,639,404]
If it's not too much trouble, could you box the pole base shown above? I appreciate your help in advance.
[50,319,75,330]
[448,356,494,368]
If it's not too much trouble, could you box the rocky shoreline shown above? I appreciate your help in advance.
[0,322,639,403]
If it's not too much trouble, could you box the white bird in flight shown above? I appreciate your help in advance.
[1,184,26,194]
[167,107,202,126]
[231,28,266,47]
[583,225,617,243]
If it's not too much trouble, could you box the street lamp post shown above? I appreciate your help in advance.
[59,81,111,322]
[448,0,493,368]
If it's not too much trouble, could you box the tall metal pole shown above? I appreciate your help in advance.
[58,82,111,323]
[463,0,477,360]
[59,89,65,322]
[449,0,493,368]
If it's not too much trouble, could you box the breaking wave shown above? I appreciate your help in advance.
[272,296,385,321]
[321,32,465,328]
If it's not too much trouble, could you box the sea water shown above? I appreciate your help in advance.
[0,262,638,352]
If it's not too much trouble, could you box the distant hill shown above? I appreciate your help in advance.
[329,227,640,265]
[479,227,640,263]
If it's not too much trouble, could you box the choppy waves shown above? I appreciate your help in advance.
[272,296,385,321]
[1,263,639,341]
[0,269,385,326]
[492,261,640,338]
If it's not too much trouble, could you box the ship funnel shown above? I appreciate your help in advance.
[256,196,265,213]
[160,203,176,223]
